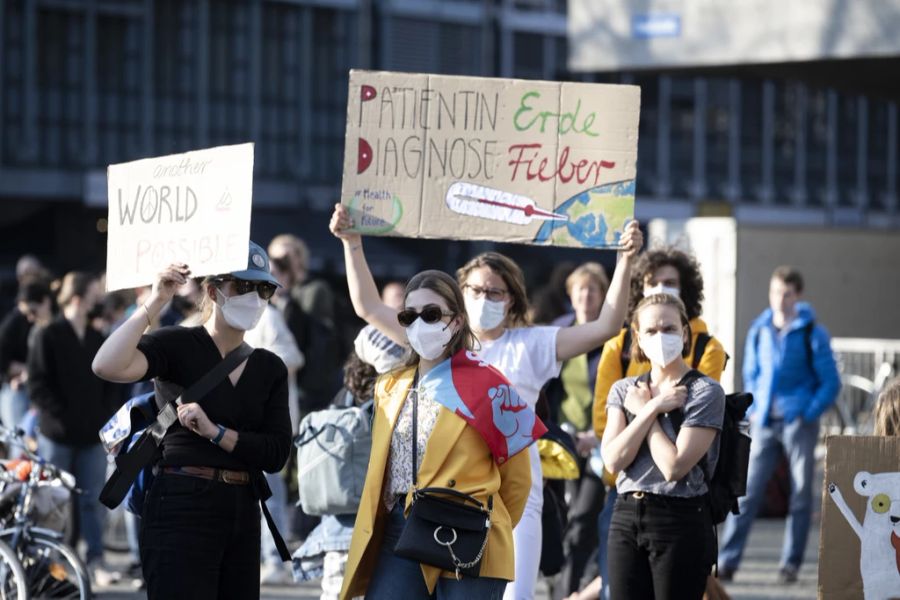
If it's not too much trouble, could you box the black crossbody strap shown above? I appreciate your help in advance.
[177,342,254,406]
[100,342,254,509]
[411,372,419,490]
[151,343,254,440]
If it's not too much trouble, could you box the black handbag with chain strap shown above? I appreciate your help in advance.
[392,383,493,579]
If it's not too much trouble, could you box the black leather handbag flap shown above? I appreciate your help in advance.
[410,492,488,532]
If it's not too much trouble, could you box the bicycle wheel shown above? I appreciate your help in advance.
[12,531,90,600]
[0,538,27,600]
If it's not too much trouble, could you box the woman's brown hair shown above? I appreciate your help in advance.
[403,270,477,365]
[343,352,378,403]
[56,272,98,308]
[629,294,693,364]
[456,252,530,328]
[873,377,900,436]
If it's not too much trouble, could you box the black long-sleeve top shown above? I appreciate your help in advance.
[27,316,122,445]
[0,309,32,382]
[137,326,291,473]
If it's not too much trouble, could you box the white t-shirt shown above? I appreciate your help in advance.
[477,326,562,509]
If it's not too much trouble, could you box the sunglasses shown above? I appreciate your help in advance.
[215,277,277,300]
[397,304,454,327]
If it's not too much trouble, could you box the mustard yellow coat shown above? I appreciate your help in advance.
[340,366,532,599]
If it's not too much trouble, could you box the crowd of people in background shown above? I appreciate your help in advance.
[3,215,896,599]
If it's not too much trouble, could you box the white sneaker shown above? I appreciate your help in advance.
[260,562,290,586]
[89,560,122,588]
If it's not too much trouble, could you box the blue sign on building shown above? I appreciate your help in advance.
[632,13,682,39]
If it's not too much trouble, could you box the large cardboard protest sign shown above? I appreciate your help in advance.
[105,143,253,291]
[818,436,900,600]
[341,70,640,249]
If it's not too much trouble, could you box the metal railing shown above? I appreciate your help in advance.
[821,337,900,436]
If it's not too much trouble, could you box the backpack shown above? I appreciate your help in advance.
[98,391,160,516]
[621,329,725,375]
[664,370,753,524]
[294,396,373,515]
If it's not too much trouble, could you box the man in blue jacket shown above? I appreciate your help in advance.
[719,266,840,583]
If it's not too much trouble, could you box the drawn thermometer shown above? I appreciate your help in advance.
[445,182,568,226]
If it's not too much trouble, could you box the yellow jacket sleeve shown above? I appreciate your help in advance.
[497,447,532,528]
[695,334,728,382]
[592,330,627,439]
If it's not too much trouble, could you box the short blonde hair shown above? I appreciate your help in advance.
[269,234,309,271]
[873,378,900,437]
[629,294,692,364]
[566,262,610,297]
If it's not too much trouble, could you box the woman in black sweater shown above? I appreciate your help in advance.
[28,271,120,573]
[93,242,292,600]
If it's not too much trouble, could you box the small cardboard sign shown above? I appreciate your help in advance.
[340,70,640,249]
[818,436,900,600]
[105,143,254,291]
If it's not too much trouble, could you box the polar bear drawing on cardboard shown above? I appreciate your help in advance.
[828,471,900,600]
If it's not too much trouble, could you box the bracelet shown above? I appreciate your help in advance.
[140,304,153,328]
[211,424,226,446]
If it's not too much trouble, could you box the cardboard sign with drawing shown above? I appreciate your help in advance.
[341,70,640,248]
[819,436,900,600]
[105,143,254,291]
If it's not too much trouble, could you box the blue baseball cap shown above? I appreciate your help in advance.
[228,241,281,287]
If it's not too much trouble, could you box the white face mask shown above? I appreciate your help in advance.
[465,296,507,331]
[644,284,680,298]
[405,318,455,361]
[639,332,685,367]
[216,289,267,331]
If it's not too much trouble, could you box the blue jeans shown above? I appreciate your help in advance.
[366,503,507,599]
[719,417,819,571]
[597,486,617,600]
[37,436,107,563]
[0,384,29,431]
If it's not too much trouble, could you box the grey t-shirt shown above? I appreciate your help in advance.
[607,374,726,498]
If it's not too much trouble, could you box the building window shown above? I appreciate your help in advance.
[96,15,142,165]
[37,8,86,168]
[154,0,200,155]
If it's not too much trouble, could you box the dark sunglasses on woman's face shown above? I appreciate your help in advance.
[397,304,453,327]
[216,277,277,300]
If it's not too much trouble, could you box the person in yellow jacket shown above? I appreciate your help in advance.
[330,212,536,599]
[590,246,727,600]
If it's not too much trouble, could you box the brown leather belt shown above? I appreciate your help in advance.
[162,466,250,485]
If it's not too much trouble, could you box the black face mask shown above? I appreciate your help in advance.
[86,302,105,322]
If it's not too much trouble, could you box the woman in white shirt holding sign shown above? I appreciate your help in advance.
[329,204,642,598]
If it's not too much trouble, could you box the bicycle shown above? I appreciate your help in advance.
[0,534,27,600]
[0,427,91,599]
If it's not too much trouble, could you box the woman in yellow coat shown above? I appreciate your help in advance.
[332,215,535,599]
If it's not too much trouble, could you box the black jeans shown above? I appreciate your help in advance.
[558,466,606,596]
[607,492,715,600]
[140,473,262,600]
